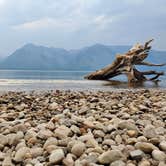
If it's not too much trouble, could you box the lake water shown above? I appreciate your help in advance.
[0,70,165,91]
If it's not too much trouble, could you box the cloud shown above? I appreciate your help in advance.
[0,0,166,57]
[12,18,73,31]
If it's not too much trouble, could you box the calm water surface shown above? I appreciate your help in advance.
[0,70,165,91]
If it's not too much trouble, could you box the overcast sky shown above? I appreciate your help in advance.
[0,0,166,57]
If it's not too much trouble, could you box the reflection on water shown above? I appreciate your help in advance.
[102,80,161,88]
[0,70,165,91]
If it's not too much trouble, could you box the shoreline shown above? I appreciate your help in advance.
[0,78,166,92]
[0,89,166,165]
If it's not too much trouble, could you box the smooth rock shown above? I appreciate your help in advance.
[2,156,14,166]
[137,136,147,142]
[143,125,157,139]
[84,153,98,163]
[93,130,105,138]
[110,160,126,166]
[78,134,94,142]
[127,130,137,137]
[54,125,71,139]
[129,150,144,160]
[138,160,150,166]
[25,130,37,141]
[48,102,58,110]
[14,147,31,162]
[0,134,8,146]
[30,147,43,158]
[63,154,74,166]
[135,142,158,153]
[45,145,57,153]
[115,135,122,144]
[98,150,125,164]
[37,129,53,140]
[152,150,166,161]
[46,121,55,130]
[158,162,166,166]
[70,125,80,134]
[7,133,20,146]
[86,138,99,148]
[15,141,26,151]
[127,164,136,166]
[10,124,27,133]
[155,127,165,135]
[49,149,65,164]
[71,142,86,157]
[103,139,116,146]
[43,137,58,149]
[126,138,137,145]
[159,141,166,151]
[118,121,138,132]
[0,152,5,160]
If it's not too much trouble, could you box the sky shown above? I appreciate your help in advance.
[0,0,166,57]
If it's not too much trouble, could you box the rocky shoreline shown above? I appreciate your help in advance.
[0,89,166,166]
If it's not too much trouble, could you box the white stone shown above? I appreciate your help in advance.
[152,150,166,161]
[14,147,31,162]
[49,149,65,164]
[159,141,166,151]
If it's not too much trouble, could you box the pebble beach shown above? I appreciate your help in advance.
[0,89,166,166]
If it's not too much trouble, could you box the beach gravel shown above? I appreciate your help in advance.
[0,89,165,165]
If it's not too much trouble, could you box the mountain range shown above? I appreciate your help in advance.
[0,43,165,71]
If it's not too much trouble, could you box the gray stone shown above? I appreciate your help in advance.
[129,150,144,160]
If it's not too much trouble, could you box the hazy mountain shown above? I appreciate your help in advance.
[0,43,165,71]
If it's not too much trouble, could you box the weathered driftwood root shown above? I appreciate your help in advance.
[85,39,165,83]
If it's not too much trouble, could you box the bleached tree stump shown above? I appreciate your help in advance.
[85,39,165,83]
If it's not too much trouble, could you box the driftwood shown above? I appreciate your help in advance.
[85,39,165,83]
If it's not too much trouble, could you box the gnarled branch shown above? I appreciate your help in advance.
[85,39,165,83]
